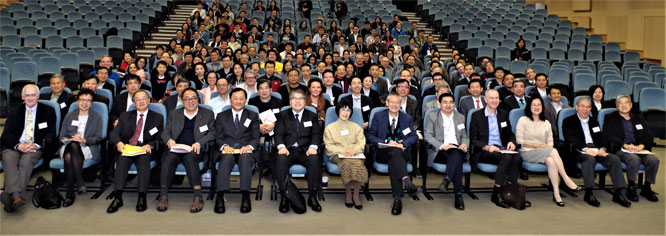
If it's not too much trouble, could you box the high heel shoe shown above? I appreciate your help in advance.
[552,195,565,207]
[566,185,582,192]
[345,201,353,208]
[353,198,362,211]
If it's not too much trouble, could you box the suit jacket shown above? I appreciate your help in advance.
[458,96,486,117]
[543,102,570,138]
[363,88,383,108]
[424,110,469,164]
[93,93,110,109]
[405,97,420,128]
[366,109,419,160]
[59,109,103,159]
[1,104,57,151]
[101,82,115,95]
[373,77,389,103]
[469,108,515,152]
[274,108,321,152]
[528,87,548,100]
[110,92,131,123]
[278,84,309,107]
[602,111,653,153]
[110,110,163,148]
[214,108,260,150]
[322,85,343,104]
[562,114,605,152]
[39,91,75,121]
[162,108,216,148]
[339,94,374,122]
[164,95,179,114]
[501,95,529,111]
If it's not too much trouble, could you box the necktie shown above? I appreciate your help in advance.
[519,98,525,109]
[25,109,34,143]
[294,114,300,132]
[129,114,144,146]
[234,113,240,131]
[391,117,396,131]
[475,99,481,109]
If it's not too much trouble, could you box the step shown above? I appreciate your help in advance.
[158,28,179,33]
[165,22,184,27]
[152,36,173,41]
[144,40,170,46]
[152,33,175,37]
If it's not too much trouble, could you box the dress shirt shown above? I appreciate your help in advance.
[552,101,563,113]
[351,94,362,108]
[19,105,38,148]
[136,110,148,143]
[578,115,594,146]
[485,108,502,147]
[209,95,231,118]
[441,111,458,147]
[473,96,484,109]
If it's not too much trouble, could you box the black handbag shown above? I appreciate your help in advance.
[32,177,64,210]
[500,183,528,210]
[283,176,306,214]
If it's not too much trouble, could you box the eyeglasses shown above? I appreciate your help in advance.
[134,97,150,102]
[617,101,631,105]
[396,85,409,89]
[183,97,198,102]
[513,85,525,88]
[291,97,305,101]
[78,99,93,103]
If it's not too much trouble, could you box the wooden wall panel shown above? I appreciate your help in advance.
[643,16,665,61]
[572,0,590,11]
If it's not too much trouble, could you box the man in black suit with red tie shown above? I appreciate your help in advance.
[274,88,323,213]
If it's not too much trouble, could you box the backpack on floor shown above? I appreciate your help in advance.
[32,176,63,209]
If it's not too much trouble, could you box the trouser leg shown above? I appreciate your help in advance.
[274,153,292,192]
[507,154,522,184]
[216,154,236,192]
[238,153,253,191]
[641,154,660,184]
[135,154,152,193]
[599,154,626,190]
[114,155,132,191]
[579,154,596,189]
[182,152,202,187]
[385,148,408,197]
[446,149,465,194]
[160,152,180,188]
[616,151,640,183]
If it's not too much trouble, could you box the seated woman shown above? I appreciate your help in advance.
[304,78,331,123]
[57,89,103,207]
[515,96,580,206]
[323,99,367,210]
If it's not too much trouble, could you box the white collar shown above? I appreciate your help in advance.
[184,108,198,119]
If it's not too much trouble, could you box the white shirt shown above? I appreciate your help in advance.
[537,88,547,97]
[231,108,244,126]
[400,97,407,111]
[136,110,148,143]
[351,94,362,109]
[209,95,230,118]
[552,101,563,113]
[19,105,38,146]
[388,112,399,130]
[578,115,594,145]
[184,108,198,120]
[324,86,334,100]
[440,111,458,147]
[125,93,133,111]
[472,96,484,109]
[362,88,371,97]
[594,101,602,111]
[76,115,89,138]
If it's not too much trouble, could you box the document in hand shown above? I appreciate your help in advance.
[122,144,146,157]
[498,150,519,154]
[222,149,253,154]
[259,109,278,124]
[338,153,366,159]
[621,148,654,155]
[378,142,405,150]
[170,144,193,153]
[578,148,599,154]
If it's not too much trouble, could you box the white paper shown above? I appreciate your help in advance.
[60,102,66,109]
[340,129,349,136]
[457,124,465,130]
[402,127,411,135]
[498,150,519,154]
[199,125,208,132]
[244,118,251,127]
[338,153,365,159]
[38,122,47,129]
[579,148,599,154]
[71,120,79,126]
[635,124,643,130]
[592,127,600,133]
[500,121,507,128]
[362,105,370,111]
[259,110,278,124]
[304,121,312,127]
[149,127,158,136]
[170,144,193,153]
[378,142,405,150]
[621,148,653,155]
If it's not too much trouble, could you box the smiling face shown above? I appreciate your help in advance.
[576,98,591,119]
[77,93,93,112]
[530,98,542,116]
[290,91,306,112]
[22,85,39,108]
[484,90,500,109]
[132,91,150,112]
[230,90,246,111]
[50,76,65,94]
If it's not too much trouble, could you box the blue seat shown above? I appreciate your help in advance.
[604,81,631,103]
[597,108,617,129]
[37,100,61,135]
[510,60,528,74]
[639,88,666,112]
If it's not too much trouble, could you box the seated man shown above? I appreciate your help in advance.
[164,78,191,112]
[95,67,116,93]
[248,79,282,176]
[274,89,323,213]
[603,95,659,202]
[39,75,75,121]
[111,74,142,126]
[339,76,374,128]
[277,69,308,106]
[423,84,451,112]
[562,97,631,207]
[422,72,448,98]
[1,84,56,212]
[80,75,110,108]
[107,90,164,213]
[528,73,549,99]
[543,87,570,139]
[214,88,260,214]
[159,88,215,213]
[469,89,522,208]
[208,77,231,117]
[367,93,422,215]
[457,79,485,118]
[501,78,529,111]
[424,93,469,210]
[394,79,420,127]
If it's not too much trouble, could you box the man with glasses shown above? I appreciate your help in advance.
[278,69,308,106]
[423,84,451,112]
[111,74,143,126]
[238,70,259,97]
[80,75,111,108]
[501,79,529,111]
[214,88,260,214]
[107,90,164,213]
[39,75,75,121]
[208,77,231,117]
[524,67,536,85]
[421,72,448,98]
[1,84,56,212]
[274,89,323,213]
[394,78,420,127]
[164,78,191,113]
[159,88,215,213]
[562,97,630,207]
[458,79,485,117]
[602,95,659,202]
[249,79,283,176]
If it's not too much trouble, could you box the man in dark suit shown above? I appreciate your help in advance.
[458,79,485,118]
[528,73,549,99]
[110,74,142,126]
[164,78,191,113]
[501,79,529,111]
[107,90,164,213]
[422,73,448,98]
[321,70,342,105]
[602,95,659,202]
[274,89,323,213]
[353,35,367,53]
[80,75,111,109]
[394,79,420,128]
[543,87,570,139]
[214,88,261,214]
[278,69,308,106]
[39,75,75,122]
[454,64,474,88]
[469,89,522,208]
[367,93,421,215]
[340,76,373,128]
[1,84,56,212]
[562,97,630,207]
[95,67,116,93]
[369,64,389,103]
[159,88,216,213]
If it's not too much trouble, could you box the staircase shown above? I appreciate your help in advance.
[402,12,452,61]
[135,5,197,58]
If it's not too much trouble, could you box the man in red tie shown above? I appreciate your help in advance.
[457,79,485,117]
[107,90,164,213]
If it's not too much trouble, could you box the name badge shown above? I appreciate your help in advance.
[199,125,208,132]
[71,120,79,126]
[340,129,349,136]
[311,102,318,108]
[500,121,507,128]
[457,124,465,130]
[592,127,601,133]
[272,108,280,113]
[304,121,312,127]
[38,122,48,129]
[149,127,158,136]
[244,118,251,127]
[402,127,411,135]
[60,102,67,109]
[635,124,643,130]
[362,105,370,112]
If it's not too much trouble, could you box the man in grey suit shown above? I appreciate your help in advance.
[159,88,216,213]
[214,88,260,214]
[370,64,389,103]
[543,87,570,138]
[457,79,486,118]
[424,93,469,210]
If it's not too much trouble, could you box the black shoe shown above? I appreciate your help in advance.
[106,198,124,213]
[279,197,290,213]
[136,194,147,212]
[454,195,465,210]
[552,195,565,207]
[214,194,225,214]
[63,195,75,207]
[491,188,509,209]
[438,179,450,193]
[520,172,529,180]
[307,197,322,212]
[1,192,11,212]
[640,186,659,202]
[391,199,402,215]
[612,193,631,208]
[406,183,423,195]
[564,184,582,192]
[626,184,639,202]
[353,198,362,210]
[345,201,353,208]
[584,190,600,207]
[240,193,252,213]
